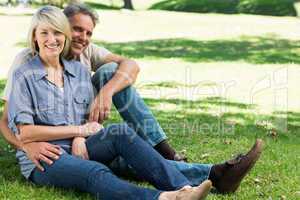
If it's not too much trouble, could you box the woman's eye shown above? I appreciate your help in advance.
[54,31,62,35]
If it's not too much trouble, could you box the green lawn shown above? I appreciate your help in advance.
[0,4,300,200]
[1,94,300,199]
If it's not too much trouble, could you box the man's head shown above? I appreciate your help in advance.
[63,4,99,57]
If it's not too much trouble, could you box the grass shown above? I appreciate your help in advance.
[0,94,299,199]
[0,4,300,200]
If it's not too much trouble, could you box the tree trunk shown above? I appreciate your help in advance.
[123,0,134,10]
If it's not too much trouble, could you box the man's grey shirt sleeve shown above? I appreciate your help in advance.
[2,48,32,101]
[89,44,112,71]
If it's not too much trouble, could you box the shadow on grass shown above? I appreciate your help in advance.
[141,97,299,140]
[0,79,6,90]
[140,81,217,89]
[0,79,6,108]
[150,0,239,14]
[16,36,300,64]
[91,36,300,64]
[85,2,120,10]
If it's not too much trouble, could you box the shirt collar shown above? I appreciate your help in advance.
[61,58,76,77]
[32,55,76,81]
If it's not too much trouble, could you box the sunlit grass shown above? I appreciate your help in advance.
[1,90,299,199]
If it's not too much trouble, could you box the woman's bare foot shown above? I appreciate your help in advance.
[159,180,212,200]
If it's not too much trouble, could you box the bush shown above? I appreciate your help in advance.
[150,0,239,14]
[150,0,297,16]
[237,0,297,16]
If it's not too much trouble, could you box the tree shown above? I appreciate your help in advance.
[123,0,134,10]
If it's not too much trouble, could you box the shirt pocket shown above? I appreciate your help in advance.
[74,95,90,123]
[36,104,66,126]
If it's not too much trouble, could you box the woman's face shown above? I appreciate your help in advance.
[34,23,66,59]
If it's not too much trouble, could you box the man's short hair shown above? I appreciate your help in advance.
[63,3,99,26]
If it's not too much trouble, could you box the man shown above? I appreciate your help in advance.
[0,3,263,194]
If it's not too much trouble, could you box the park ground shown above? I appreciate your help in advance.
[0,2,299,199]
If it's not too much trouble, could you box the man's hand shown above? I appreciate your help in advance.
[89,88,113,123]
[22,142,62,171]
[79,121,104,137]
[72,137,89,160]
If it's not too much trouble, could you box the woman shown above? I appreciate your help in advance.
[7,6,212,200]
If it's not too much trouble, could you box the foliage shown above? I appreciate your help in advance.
[237,0,297,16]
[151,0,239,14]
[150,0,297,16]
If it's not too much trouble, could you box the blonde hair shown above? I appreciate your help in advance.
[28,6,72,58]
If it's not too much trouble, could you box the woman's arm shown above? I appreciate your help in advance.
[17,121,103,144]
[17,124,79,143]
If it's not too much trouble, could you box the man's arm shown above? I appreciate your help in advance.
[0,102,23,149]
[102,53,140,94]
[89,53,140,122]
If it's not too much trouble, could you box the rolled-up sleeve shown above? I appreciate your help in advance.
[8,71,34,134]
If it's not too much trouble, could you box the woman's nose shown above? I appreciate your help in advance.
[47,32,56,42]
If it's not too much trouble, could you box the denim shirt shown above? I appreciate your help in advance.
[8,55,95,179]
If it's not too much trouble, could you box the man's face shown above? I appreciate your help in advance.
[68,13,94,57]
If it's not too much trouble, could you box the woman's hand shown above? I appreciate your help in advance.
[78,122,103,137]
[72,137,89,160]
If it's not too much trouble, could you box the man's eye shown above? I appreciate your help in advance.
[73,27,82,32]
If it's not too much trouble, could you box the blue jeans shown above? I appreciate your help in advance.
[91,63,212,186]
[30,124,191,200]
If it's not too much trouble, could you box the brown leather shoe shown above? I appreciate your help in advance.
[213,139,264,193]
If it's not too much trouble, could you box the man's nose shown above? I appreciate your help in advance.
[80,32,87,41]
